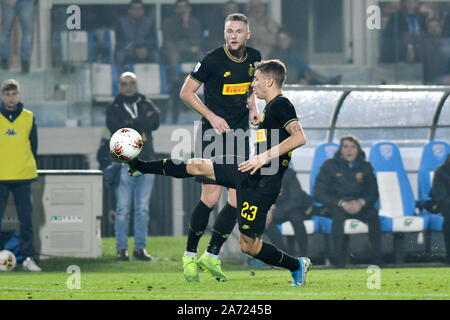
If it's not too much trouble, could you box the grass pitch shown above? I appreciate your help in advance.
[0,236,449,300]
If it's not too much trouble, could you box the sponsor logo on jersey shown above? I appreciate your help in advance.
[223,71,231,77]
[255,129,267,143]
[4,129,18,136]
[222,82,251,95]
[355,172,364,182]
[242,225,250,230]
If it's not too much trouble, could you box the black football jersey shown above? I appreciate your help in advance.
[189,45,261,129]
[255,94,299,179]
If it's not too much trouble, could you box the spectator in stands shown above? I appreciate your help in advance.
[0,79,41,271]
[162,0,202,123]
[124,41,160,65]
[115,0,158,71]
[265,167,313,257]
[430,153,450,264]
[205,1,241,50]
[314,135,382,268]
[106,72,160,261]
[0,0,36,73]
[269,29,341,85]
[380,0,426,63]
[422,18,450,84]
[246,0,280,58]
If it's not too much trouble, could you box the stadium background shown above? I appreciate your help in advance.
[1,0,450,265]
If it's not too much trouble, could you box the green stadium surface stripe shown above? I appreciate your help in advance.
[0,287,449,298]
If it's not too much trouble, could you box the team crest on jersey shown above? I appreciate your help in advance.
[4,129,18,136]
[248,64,255,77]
[355,172,364,182]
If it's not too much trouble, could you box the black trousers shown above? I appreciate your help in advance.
[327,206,382,266]
[265,210,308,257]
[0,182,35,258]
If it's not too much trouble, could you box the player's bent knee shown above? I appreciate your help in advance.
[187,159,209,176]
[239,236,260,256]
[201,186,221,207]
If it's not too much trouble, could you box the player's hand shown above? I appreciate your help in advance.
[207,114,230,134]
[238,153,269,175]
[249,110,260,126]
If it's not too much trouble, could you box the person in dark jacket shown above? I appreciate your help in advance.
[106,71,160,261]
[115,0,158,71]
[430,153,450,264]
[265,167,313,256]
[380,0,426,63]
[314,135,382,267]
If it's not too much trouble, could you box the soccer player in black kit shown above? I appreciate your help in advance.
[128,60,312,287]
[178,13,261,282]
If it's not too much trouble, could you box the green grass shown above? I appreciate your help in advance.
[1,236,449,300]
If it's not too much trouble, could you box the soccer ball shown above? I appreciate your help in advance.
[0,250,17,271]
[110,128,143,161]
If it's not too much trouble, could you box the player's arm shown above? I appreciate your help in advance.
[179,76,230,134]
[247,87,260,125]
[238,121,306,174]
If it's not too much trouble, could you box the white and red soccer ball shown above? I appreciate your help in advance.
[109,128,143,161]
[0,250,17,271]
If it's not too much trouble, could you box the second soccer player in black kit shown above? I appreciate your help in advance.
[179,13,261,282]
[128,60,312,286]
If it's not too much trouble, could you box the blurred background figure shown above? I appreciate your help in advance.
[124,41,160,65]
[0,0,37,73]
[430,154,450,265]
[205,0,241,50]
[115,0,158,71]
[106,72,160,262]
[162,0,202,123]
[269,29,341,85]
[380,0,426,63]
[246,0,280,58]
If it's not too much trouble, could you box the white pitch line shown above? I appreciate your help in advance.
[0,287,449,298]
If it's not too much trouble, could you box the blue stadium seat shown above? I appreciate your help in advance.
[59,31,96,63]
[126,63,170,98]
[90,63,169,102]
[369,141,427,232]
[90,63,120,102]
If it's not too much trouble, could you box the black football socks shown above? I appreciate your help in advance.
[254,242,300,272]
[207,203,238,255]
[186,201,214,253]
[136,159,192,178]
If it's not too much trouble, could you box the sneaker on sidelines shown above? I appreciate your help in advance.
[182,256,199,282]
[198,252,228,282]
[291,257,312,287]
[22,257,42,272]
